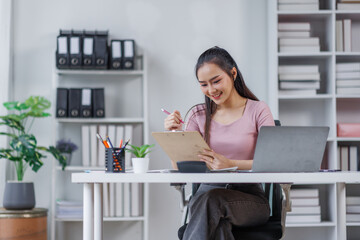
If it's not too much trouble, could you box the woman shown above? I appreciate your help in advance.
[164,46,274,240]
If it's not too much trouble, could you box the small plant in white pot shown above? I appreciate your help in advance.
[126,144,154,173]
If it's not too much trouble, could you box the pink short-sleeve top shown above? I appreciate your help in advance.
[185,99,274,160]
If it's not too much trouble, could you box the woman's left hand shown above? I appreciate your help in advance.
[198,149,233,170]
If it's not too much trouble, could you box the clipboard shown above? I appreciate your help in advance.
[151,131,210,164]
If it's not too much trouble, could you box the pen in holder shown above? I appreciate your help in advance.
[105,148,125,173]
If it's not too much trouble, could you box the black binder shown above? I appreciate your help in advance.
[80,88,93,118]
[82,30,95,68]
[68,88,81,118]
[56,30,71,69]
[94,31,109,69]
[56,88,68,118]
[110,40,122,69]
[122,39,135,70]
[92,88,105,118]
[69,30,82,69]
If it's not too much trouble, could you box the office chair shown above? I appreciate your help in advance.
[172,120,292,240]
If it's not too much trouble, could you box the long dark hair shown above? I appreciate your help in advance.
[195,46,258,144]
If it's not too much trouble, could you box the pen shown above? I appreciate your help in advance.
[122,139,130,149]
[161,108,185,124]
[106,136,114,149]
[116,139,130,156]
[119,139,123,148]
[96,133,110,148]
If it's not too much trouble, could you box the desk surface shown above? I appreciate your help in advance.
[72,171,360,184]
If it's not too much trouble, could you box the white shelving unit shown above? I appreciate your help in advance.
[268,0,360,239]
[50,55,149,240]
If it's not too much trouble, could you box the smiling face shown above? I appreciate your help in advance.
[197,63,237,106]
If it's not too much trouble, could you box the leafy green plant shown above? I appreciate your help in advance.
[126,144,155,158]
[0,96,67,181]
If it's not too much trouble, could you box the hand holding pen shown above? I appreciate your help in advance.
[162,108,184,131]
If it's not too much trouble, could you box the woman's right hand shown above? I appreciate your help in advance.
[164,110,183,131]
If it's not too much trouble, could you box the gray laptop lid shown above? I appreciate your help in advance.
[252,126,329,172]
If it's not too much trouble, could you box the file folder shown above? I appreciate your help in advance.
[82,30,95,69]
[68,88,81,118]
[110,40,122,69]
[56,88,68,118]
[92,88,105,118]
[80,88,93,118]
[56,30,71,69]
[94,31,109,69]
[69,30,82,69]
[122,40,135,70]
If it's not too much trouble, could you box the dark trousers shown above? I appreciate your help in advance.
[182,184,270,240]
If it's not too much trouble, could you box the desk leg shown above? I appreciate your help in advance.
[83,183,94,240]
[337,182,346,240]
[94,183,103,240]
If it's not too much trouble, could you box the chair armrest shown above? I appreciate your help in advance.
[170,183,189,210]
[280,184,292,212]
[280,184,292,239]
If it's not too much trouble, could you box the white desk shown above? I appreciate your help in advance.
[72,171,360,240]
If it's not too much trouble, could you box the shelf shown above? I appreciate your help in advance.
[270,1,359,239]
[336,95,360,99]
[347,222,360,227]
[286,221,336,228]
[55,69,144,76]
[278,52,332,58]
[55,118,145,124]
[52,54,149,240]
[337,137,360,142]
[279,94,333,100]
[336,10,360,15]
[336,52,360,56]
[336,10,360,13]
[55,216,145,222]
[278,10,333,15]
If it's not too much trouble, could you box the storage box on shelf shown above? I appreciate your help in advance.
[50,55,149,240]
[269,0,360,239]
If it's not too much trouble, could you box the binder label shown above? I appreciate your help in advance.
[58,37,68,54]
[70,37,80,54]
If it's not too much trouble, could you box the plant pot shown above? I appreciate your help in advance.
[3,181,36,210]
[131,158,149,173]
[62,152,72,166]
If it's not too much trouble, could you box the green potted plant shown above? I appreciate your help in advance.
[0,96,67,210]
[56,139,78,166]
[126,144,155,173]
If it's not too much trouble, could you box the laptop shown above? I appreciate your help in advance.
[248,126,329,173]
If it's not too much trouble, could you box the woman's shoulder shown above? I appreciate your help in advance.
[247,99,270,111]
[246,99,274,125]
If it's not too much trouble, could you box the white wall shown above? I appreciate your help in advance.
[0,0,13,207]
[11,0,268,239]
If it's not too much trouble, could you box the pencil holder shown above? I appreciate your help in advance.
[105,148,125,173]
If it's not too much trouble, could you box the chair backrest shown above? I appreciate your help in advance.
[264,183,283,222]
[266,120,283,221]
